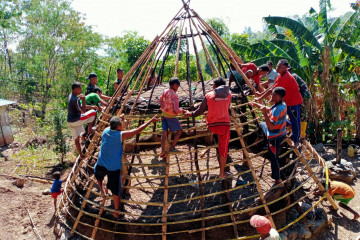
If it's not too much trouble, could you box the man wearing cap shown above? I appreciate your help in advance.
[85,73,111,101]
[250,215,281,240]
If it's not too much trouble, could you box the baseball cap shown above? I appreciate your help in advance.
[88,73,98,79]
[250,215,272,234]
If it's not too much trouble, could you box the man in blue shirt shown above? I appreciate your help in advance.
[94,114,158,218]
[251,87,287,188]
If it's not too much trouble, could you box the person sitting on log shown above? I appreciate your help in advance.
[254,59,303,148]
[94,114,159,219]
[185,77,232,179]
[250,215,281,240]
[85,72,111,100]
[159,77,185,158]
[319,180,359,220]
[251,87,287,188]
[67,82,97,159]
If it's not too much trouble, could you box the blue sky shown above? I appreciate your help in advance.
[71,0,352,40]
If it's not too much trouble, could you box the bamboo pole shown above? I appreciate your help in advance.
[174,14,186,77]
[90,197,106,239]
[285,138,338,210]
[71,180,95,234]
[229,108,275,227]
[162,132,171,240]
[190,17,220,77]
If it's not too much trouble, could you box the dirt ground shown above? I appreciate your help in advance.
[0,144,359,240]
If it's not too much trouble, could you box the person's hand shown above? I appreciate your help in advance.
[119,114,125,121]
[79,94,85,100]
[184,111,192,118]
[150,115,159,123]
[260,105,267,114]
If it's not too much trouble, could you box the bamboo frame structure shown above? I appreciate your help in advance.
[58,2,333,239]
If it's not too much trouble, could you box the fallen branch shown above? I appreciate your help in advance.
[0,174,52,184]
[27,209,44,240]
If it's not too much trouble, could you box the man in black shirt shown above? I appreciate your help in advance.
[67,82,96,159]
[85,72,111,101]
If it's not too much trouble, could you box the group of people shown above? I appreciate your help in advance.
[59,60,357,224]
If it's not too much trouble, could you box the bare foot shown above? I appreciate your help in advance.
[112,211,119,219]
[354,214,360,221]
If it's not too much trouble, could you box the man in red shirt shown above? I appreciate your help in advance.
[185,77,232,179]
[255,59,303,146]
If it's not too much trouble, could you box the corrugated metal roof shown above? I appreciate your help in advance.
[0,99,16,107]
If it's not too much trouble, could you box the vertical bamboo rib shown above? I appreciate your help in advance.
[71,180,95,234]
[174,15,186,77]
[230,108,275,227]
[185,26,206,239]
[187,15,206,95]
[286,139,339,210]
[202,32,227,77]
[162,133,171,240]
[90,197,106,239]
[222,180,239,238]
[190,17,219,77]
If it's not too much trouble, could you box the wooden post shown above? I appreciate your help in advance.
[162,132,171,240]
[229,108,276,228]
[286,138,338,210]
[336,128,342,164]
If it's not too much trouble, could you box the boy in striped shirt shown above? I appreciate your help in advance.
[251,87,287,187]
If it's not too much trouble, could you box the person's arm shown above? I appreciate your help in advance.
[262,109,276,130]
[122,115,159,141]
[173,94,182,114]
[254,86,273,102]
[99,100,108,106]
[100,94,111,101]
[189,98,207,118]
[79,94,86,113]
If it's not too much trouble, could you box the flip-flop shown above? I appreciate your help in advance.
[169,148,180,153]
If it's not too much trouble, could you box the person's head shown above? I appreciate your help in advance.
[271,87,286,103]
[245,70,253,78]
[72,82,82,95]
[169,77,180,91]
[258,64,269,76]
[267,61,274,71]
[109,116,123,131]
[250,215,272,237]
[53,171,61,180]
[276,59,289,75]
[213,77,226,89]
[117,68,124,79]
[88,73,98,85]
[94,87,102,96]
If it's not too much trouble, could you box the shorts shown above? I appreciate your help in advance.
[67,110,96,138]
[208,125,230,158]
[51,190,63,199]
[161,117,182,132]
[94,164,122,196]
[333,194,353,206]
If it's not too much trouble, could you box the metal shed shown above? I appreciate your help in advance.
[0,99,16,147]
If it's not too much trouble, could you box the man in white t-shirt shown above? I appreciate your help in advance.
[265,61,279,88]
[250,215,281,240]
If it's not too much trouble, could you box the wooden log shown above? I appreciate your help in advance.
[336,128,342,164]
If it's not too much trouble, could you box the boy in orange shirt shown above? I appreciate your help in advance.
[159,77,185,158]
[322,180,359,220]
